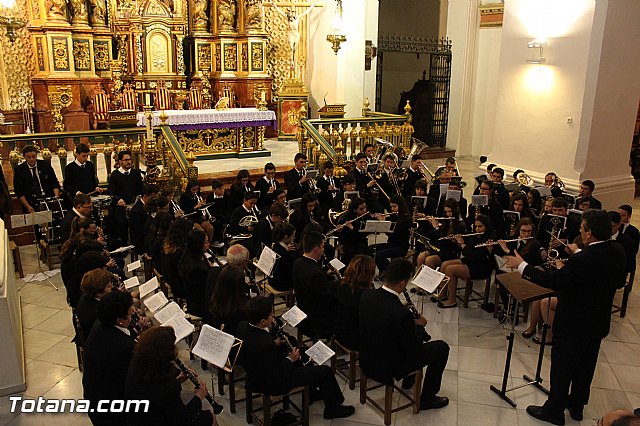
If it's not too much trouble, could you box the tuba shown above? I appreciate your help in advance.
[550,175,565,192]
[516,171,534,188]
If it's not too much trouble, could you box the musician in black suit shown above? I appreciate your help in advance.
[82,291,136,426]
[315,161,342,218]
[284,153,310,201]
[579,180,602,210]
[13,145,61,213]
[490,167,511,209]
[291,231,339,339]
[254,162,281,213]
[63,143,104,196]
[251,202,287,256]
[129,184,158,254]
[359,258,449,410]
[206,180,230,245]
[60,194,93,242]
[619,204,639,274]
[609,211,635,278]
[363,143,375,164]
[349,153,384,213]
[228,191,260,237]
[506,210,626,425]
[402,154,426,198]
[269,223,296,291]
[537,197,580,259]
[427,170,452,216]
[332,175,356,211]
[288,193,322,244]
[235,296,355,420]
[107,150,144,242]
[180,179,214,244]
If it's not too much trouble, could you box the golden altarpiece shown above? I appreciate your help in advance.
[0,0,317,156]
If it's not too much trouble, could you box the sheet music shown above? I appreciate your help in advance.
[329,258,345,271]
[192,324,236,369]
[139,276,159,298]
[10,211,53,228]
[23,269,59,282]
[254,245,278,276]
[110,245,135,254]
[535,186,552,197]
[411,265,446,293]
[154,301,185,324]
[124,276,140,289]
[163,313,195,343]
[471,195,488,207]
[360,220,394,234]
[344,191,360,200]
[439,184,449,196]
[446,189,461,202]
[127,260,142,272]
[282,306,307,327]
[494,255,516,273]
[304,341,335,366]
[411,196,428,209]
[143,291,169,313]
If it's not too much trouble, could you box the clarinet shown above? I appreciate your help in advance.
[272,317,310,364]
[206,249,224,268]
[174,358,224,414]
[402,290,431,342]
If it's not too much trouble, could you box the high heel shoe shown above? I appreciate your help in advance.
[521,329,535,339]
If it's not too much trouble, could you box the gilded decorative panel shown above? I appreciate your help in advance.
[176,128,237,154]
[251,42,263,72]
[223,42,237,71]
[148,32,169,73]
[36,38,46,71]
[197,43,212,70]
[93,41,111,71]
[241,43,248,71]
[52,37,70,71]
[215,43,221,71]
[72,39,91,71]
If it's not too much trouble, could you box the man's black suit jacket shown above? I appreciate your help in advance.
[236,320,299,395]
[623,223,640,274]
[107,168,144,204]
[128,199,147,253]
[13,160,60,208]
[291,256,338,337]
[615,233,636,277]
[402,169,423,198]
[60,209,81,242]
[63,161,99,195]
[522,240,626,340]
[254,177,281,209]
[284,168,310,201]
[359,287,423,382]
[315,175,342,207]
[82,321,135,404]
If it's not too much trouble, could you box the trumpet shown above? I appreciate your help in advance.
[438,232,484,241]
[475,237,532,248]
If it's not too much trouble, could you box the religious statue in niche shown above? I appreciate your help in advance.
[71,0,89,22]
[47,0,69,21]
[217,0,236,31]
[193,0,208,30]
[244,0,263,30]
[269,1,318,74]
[89,0,107,26]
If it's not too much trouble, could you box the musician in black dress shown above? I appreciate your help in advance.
[107,150,144,242]
[83,290,137,426]
[205,264,248,336]
[288,193,321,243]
[75,268,115,338]
[269,222,296,291]
[416,198,467,270]
[254,162,281,213]
[13,145,61,213]
[334,255,375,351]
[125,327,214,426]
[229,169,255,209]
[283,153,310,201]
[129,184,158,254]
[63,143,104,196]
[335,197,370,265]
[179,179,214,244]
[527,188,543,218]
[437,214,496,308]
[369,195,412,277]
[467,180,504,237]
[427,170,451,215]
[162,218,196,302]
[179,229,210,317]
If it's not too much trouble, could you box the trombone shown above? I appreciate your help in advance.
[367,171,391,201]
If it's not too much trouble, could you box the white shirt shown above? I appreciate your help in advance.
[115,325,131,336]
[75,159,86,167]
[382,285,400,297]
[118,167,131,175]
[72,207,87,219]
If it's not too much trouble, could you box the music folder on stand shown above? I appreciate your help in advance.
[490,271,556,407]
[360,220,395,263]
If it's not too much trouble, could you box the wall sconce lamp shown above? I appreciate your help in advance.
[0,0,25,42]
[526,38,547,64]
[326,0,346,54]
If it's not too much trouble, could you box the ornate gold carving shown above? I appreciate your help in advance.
[72,39,91,70]
[47,0,68,21]
[149,33,169,72]
[215,43,221,71]
[251,41,263,71]
[241,43,248,71]
[36,38,46,71]
[31,0,41,20]
[89,0,107,26]
[0,0,34,111]
[193,0,208,30]
[93,41,110,70]
[287,108,299,126]
[217,0,236,32]
[71,0,89,25]
[177,128,237,153]
[197,43,212,71]
[52,37,70,71]
[242,127,255,150]
[223,43,237,70]
[146,0,169,16]
[244,0,263,31]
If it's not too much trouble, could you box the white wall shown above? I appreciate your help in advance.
[306,0,378,118]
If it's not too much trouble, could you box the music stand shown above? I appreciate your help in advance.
[360,220,395,264]
[11,211,58,290]
[490,272,556,407]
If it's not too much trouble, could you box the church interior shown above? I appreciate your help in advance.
[2,0,640,424]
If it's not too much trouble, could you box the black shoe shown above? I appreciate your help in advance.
[420,396,449,410]
[401,374,416,389]
[323,404,355,419]
[200,359,208,371]
[430,295,447,303]
[526,405,565,425]
[567,405,583,421]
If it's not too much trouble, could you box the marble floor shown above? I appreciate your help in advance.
[2,156,640,425]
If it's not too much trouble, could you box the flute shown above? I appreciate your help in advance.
[416,216,455,221]
[475,237,532,248]
[437,232,484,241]
[174,358,224,414]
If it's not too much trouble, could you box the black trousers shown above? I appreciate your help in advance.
[543,334,601,414]
[369,243,407,272]
[273,365,344,409]
[396,339,449,400]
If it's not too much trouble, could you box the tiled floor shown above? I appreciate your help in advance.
[1,155,639,425]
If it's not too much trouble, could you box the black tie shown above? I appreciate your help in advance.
[31,168,42,197]
[80,163,86,169]
[299,170,303,178]
[124,171,130,176]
